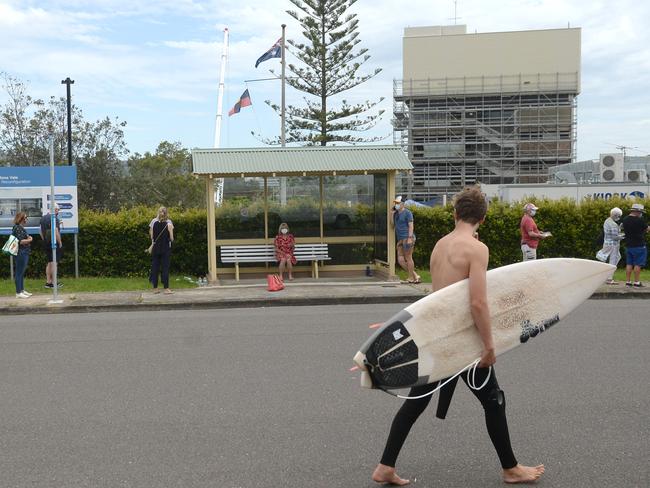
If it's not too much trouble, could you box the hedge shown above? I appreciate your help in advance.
[1,206,207,279]
[2,198,648,279]
[411,197,650,269]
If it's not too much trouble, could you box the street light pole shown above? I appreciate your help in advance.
[61,77,74,166]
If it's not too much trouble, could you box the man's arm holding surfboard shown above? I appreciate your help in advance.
[468,242,496,367]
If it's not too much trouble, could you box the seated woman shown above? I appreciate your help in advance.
[274,222,296,281]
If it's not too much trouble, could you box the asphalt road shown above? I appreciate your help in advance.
[0,302,647,488]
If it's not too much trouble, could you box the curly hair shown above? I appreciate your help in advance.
[453,185,488,224]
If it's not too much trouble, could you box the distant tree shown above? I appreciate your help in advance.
[0,73,128,210]
[263,0,384,145]
[125,141,204,209]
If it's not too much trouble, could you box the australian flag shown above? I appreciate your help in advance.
[255,38,282,68]
[228,89,252,116]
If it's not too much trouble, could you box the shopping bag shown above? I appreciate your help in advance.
[2,235,19,256]
[596,249,610,262]
[267,274,285,292]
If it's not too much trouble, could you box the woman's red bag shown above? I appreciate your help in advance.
[267,274,285,291]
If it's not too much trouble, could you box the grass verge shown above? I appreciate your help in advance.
[1,275,197,296]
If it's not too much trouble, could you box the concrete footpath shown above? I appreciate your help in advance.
[1,278,649,315]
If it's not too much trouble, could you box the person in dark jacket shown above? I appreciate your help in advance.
[149,207,174,294]
[12,212,33,298]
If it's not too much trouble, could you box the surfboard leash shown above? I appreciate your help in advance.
[378,359,492,400]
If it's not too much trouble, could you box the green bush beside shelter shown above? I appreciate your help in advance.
[3,197,647,280]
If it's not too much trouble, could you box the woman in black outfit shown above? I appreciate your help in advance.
[149,207,174,294]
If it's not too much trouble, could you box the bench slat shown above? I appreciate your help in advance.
[221,243,330,264]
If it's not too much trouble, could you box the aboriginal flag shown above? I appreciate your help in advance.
[255,38,282,68]
[228,89,252,116]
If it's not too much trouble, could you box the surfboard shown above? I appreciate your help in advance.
[353,258,614,390]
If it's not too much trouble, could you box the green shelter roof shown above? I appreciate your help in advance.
[192,145,412,176]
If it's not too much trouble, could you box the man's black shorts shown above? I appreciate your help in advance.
[44,245,63,263]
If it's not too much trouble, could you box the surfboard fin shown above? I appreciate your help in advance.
[435,376,459,420]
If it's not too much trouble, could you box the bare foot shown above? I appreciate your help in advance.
[503,464,545,484]
[152,289,160,294]
[164,289,174,294]
[372,464,410,485]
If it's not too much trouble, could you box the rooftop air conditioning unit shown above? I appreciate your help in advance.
[599,153,624,182]
[625,169,648,183]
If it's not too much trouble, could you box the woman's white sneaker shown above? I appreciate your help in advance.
[22,290,33,297]
[16,292,30,299]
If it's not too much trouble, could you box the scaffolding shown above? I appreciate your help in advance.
[393,72,579,201]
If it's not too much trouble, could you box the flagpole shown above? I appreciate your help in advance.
[214,27,229,147]
[281,23,286,147]
[280,24,287,205]
[214,27,229,208]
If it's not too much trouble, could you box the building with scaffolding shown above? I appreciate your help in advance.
[394,25,581,201]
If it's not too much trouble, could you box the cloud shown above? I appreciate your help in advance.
[1,0,648,159]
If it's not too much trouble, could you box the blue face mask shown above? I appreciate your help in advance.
[530,209,537,217]
[394,204,401,211]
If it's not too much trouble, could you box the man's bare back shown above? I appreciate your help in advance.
[430,228,486,293]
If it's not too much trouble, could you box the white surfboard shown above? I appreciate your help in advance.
[353,258,614,390]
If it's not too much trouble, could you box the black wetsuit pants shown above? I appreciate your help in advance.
[379,367,518,469]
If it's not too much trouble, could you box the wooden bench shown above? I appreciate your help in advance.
[221,244,330,281]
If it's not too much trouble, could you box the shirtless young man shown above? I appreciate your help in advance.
[372,186,544,486]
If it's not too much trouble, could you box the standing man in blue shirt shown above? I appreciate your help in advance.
[391,196,421,283]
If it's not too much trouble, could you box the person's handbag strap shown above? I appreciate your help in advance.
[152,220,169,244]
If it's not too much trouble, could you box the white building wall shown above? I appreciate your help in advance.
[403,26,581,95]
[482,183,649,202]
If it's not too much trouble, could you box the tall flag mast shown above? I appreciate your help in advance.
[214,27,229,147]
[214,27,229,205]
[281,23,286,147]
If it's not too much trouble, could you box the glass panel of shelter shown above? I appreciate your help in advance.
[216,174,389,270]
[267,176,320,238]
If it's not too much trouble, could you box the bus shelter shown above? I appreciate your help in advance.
[191,146,412,283]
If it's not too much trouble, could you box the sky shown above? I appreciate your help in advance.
[1,0,649,161]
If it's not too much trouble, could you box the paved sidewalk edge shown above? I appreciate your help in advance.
[0,289,646,316]
[0,294,424,316]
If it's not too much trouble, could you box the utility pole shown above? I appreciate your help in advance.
[61,78,74,165]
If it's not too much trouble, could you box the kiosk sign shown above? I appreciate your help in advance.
[0,166,78,235]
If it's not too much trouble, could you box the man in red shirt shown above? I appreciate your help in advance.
[520,203,550,261]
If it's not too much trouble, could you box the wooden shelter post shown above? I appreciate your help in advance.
[387,170,397,277]
[206,176,218,282]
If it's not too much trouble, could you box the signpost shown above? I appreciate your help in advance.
[0,165,79,281]
[48,140,62,304]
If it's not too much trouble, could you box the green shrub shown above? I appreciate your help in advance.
[411,197,649,269]
[2,206,209,279]
[2,198,647,278]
